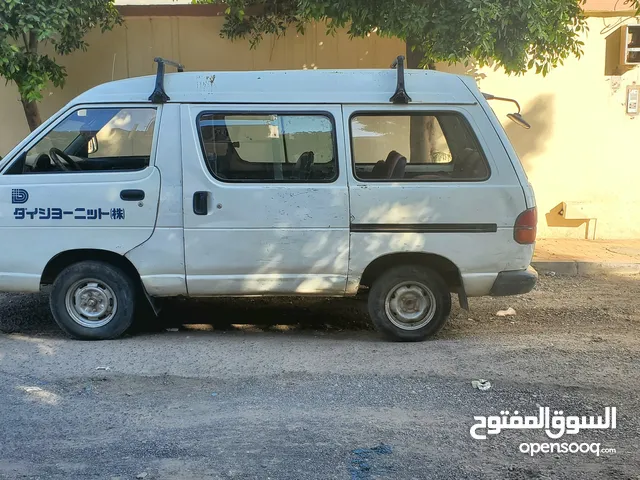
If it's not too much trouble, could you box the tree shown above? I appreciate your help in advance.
[200,0,638,162]
[0,0,121,132]
[199,0,605,71]
[196,0,584,162]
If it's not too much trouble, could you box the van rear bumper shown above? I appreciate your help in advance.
[489,266,538,296]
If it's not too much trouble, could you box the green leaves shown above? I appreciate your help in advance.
[201,0,640,75]
[0,0,121,105]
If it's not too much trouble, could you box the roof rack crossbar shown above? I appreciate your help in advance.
[389,55,411,104]
[149,57,185,104]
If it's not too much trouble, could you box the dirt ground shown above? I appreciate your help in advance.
[0,273,639,479]
[533,238,640,263]
[2,273,638,342]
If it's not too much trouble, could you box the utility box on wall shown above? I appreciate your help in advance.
[620,24,640,65]
[627,84,640,116]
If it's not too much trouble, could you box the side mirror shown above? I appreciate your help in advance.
[507,113,531,130]
[88,136,98,155]
[483,93,531,130]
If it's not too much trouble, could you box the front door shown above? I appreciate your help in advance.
[181,104,350,296]
[0,105,161,291]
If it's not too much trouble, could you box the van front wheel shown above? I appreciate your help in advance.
[50,261,136,340]
[368,266,451,341]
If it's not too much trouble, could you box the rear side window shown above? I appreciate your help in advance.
[5,107,157,174]
[351,113,490,182]
[198,113,338,182]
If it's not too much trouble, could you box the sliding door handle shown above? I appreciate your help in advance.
[193,191,209,215]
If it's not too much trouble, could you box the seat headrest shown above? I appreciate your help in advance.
[390,156,407,179]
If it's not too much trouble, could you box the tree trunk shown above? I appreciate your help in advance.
[17,36,42,132]
[406,39,435,70]
[21,97,42,132]
[406,39,436,164]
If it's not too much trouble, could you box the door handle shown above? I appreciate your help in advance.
[120,189,145,201]
[193,191,209,215]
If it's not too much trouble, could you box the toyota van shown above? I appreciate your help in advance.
[0,56,537,341]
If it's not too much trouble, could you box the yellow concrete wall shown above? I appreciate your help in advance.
[469,16,640,239]
[1,14,639,239]
[0,17,404,159]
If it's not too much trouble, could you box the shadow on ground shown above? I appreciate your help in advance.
[151,296,373,333]
[0,293,373,338]
[1,274,638,341]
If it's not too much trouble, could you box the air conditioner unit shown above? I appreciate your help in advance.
[620,24,640,65]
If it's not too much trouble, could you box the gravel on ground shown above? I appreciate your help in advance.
[1,274,639,479]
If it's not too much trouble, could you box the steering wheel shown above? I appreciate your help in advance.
[49,148,81,172]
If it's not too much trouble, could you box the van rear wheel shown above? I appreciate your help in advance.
[368,266,451,341]
[50,261,136,340]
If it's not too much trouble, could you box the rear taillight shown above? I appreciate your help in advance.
[514,207,537,244]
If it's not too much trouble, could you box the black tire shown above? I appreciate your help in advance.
[49,261,137,340]
[368,265,451,341]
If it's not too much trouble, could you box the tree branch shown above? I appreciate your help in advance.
[29,31,38,54]
[22,32,29,52]
[0,0,122,132]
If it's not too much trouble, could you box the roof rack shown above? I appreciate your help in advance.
[389,55,411,104]
[149,57,185,104]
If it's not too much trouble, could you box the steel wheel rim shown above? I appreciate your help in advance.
[64,278,118,328]
[384,281,437,330]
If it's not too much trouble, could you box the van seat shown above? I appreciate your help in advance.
[295,151,315,179]
[370,150,404,179]
[390,156,406,179]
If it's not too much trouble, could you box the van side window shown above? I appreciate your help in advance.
[351,113,490,181]
[198,113,338,182]
[5,107,157,174]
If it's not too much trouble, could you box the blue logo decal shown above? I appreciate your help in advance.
[11,189,29,204]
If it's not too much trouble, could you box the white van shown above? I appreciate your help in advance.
[0,57,537,341]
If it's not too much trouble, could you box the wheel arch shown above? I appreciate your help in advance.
[41,249,143,289]
[358,252,467,308]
